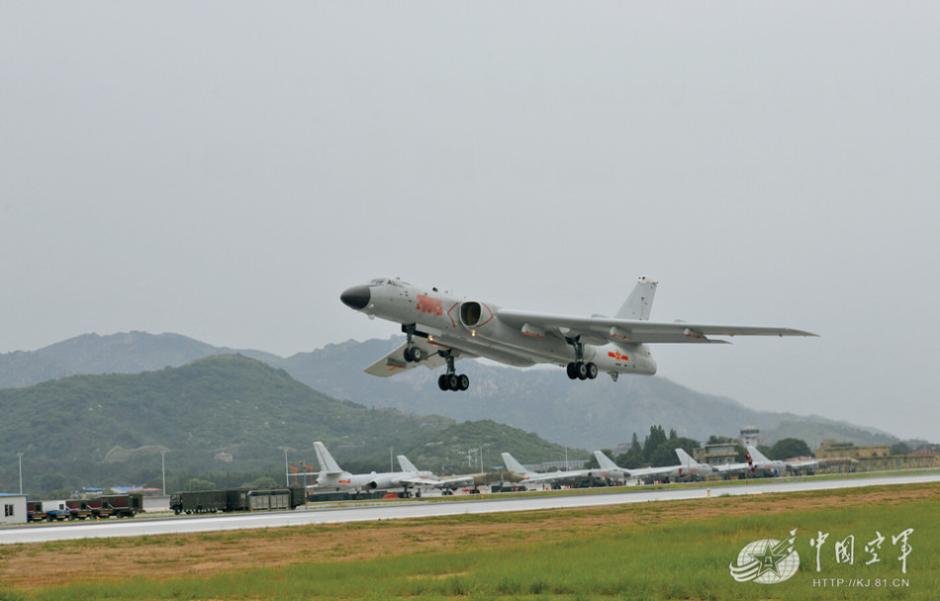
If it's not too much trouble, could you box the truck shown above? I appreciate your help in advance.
[99,494,143,518]
[26,501,46,522]
[85,497,115,519]
[171,488,305,514]
[41,500,71,521]
[65,499,94,520]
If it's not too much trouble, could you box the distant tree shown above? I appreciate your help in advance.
[669,428,678,440]
[615,436,645,469]
[890,442,912,456]
[643,425,668,462]
[649,445,678,467]
[630,433,641,454]
[768,438,813,460]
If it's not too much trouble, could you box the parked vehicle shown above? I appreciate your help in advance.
[26,501,46,522]
[99,494,143,518]
[171,488,305,514]
[85,498,115,519]
[40,500,71,521]
[65,499,93,520]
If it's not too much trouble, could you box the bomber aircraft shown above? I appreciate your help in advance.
[341,277,815,391]
[313,441,443,495]
[396,455,478,494]
[501,452,614,487]
[593,449,715,484]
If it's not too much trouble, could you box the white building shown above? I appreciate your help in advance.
[0,493,27,525]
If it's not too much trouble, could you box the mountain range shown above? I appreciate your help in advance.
[0,332,898,451]
[0,354,579,496]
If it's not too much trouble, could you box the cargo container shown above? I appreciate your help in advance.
[65,499,93,520]
[85,497,115,519]
[171,488,305,514]
[26,501,46,522]
[99,494,143,517]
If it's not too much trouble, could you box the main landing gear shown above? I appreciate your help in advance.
[565,336,598,381]
[437,351,469,392]
[566,361,598,380]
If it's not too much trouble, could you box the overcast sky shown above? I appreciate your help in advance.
[1,2,937,440]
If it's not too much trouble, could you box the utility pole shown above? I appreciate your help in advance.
[283,448,290,487]
[390,447,394,472]
[16,452,24,495]
[565,447,569,471]
[160,450,167,495]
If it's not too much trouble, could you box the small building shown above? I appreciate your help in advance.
[0,493,27,525]
[740,427,761,448]
[696,443,738,465]
[816,440,891,460]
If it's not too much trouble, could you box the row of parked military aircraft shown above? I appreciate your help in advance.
[309,441,822,495]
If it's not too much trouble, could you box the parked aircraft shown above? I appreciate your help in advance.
[396,455,478,494]
[341,277,815,391]
[593,449,713,484]
[313,441,438,495]
[501,452,612,487]
[708,445,785,478]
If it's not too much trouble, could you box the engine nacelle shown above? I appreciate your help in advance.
[458,301,493,329]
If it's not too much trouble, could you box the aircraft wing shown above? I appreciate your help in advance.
[713,462,748,474]
[496,310,816,344]
[628,465,678,480]
[398,476,446,488]
[520,469,593,484]
[364,338,447,377]
[432,475,477,489]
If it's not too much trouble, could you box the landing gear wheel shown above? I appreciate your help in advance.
[410,347,424,362]
[403,347,415,362]
[586,362,598,379]
[566,362,579,379]
[447,374,459,391]
[458,374,470,391]
[576,362,589,380]
[438,374,450,391]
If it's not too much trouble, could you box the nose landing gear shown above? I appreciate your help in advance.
[402,323,425,363]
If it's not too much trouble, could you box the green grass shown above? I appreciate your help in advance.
[14,484,940,600]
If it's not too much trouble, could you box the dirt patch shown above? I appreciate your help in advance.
[2,483,937,590]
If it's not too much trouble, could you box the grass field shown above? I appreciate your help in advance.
[1,482,937,600]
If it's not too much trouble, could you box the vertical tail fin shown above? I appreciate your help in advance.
[615,277,658,320]
[593,450,620,471]
[674,448,701,467]
[501,452,531,475]
[397,455,418,473]
[746,445,770,465]
[314,441,342,474]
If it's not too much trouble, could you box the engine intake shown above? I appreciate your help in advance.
[460,302,483,327]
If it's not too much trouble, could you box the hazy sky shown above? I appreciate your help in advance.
[2,2,938,440]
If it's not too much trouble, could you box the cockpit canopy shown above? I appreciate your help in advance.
[369,277,410,287]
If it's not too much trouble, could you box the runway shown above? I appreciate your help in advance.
[3,472,938,545]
